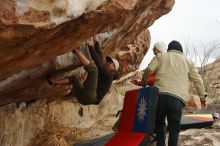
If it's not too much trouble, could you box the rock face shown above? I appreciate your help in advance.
[202,59,220,99]
[0,0,175,106]
[0,81,139,146]
[0,0,175,145]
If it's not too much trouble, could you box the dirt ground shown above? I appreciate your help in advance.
[147,119,220,146]
[86,101,220,146]
[149,101,220,146]
[70,86,220,146]
[74,107,220,146]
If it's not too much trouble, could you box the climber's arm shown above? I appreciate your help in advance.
[48,78,70,85]
[93,40,102,58]
[73,48,90,66]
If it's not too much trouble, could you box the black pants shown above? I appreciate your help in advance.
[156,94,183,146]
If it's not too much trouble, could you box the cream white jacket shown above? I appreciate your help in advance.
[142,50,205,103]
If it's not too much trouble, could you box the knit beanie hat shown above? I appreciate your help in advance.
[154,41,167,53]
[168,40,183,53]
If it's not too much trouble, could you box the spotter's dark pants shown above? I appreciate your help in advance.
[156,94,183,146]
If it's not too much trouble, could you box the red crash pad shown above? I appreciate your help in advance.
[105,132,147,146]
[105,87,158,146]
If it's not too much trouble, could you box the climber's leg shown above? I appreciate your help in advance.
[69,47,98,105]
[68,62,98,105]
[77,62,98,105]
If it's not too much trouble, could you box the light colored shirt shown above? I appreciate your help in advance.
[142,50,205,103]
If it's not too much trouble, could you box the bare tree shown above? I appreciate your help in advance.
[184,41,220,101]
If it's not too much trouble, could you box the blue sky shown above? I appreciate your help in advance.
[139,0,220,69]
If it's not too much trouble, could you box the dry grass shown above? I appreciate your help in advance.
[28,120,103,146]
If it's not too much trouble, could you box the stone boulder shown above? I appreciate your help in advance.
[0,0,175,145]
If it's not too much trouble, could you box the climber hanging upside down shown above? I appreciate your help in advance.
[48,37,120,105]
